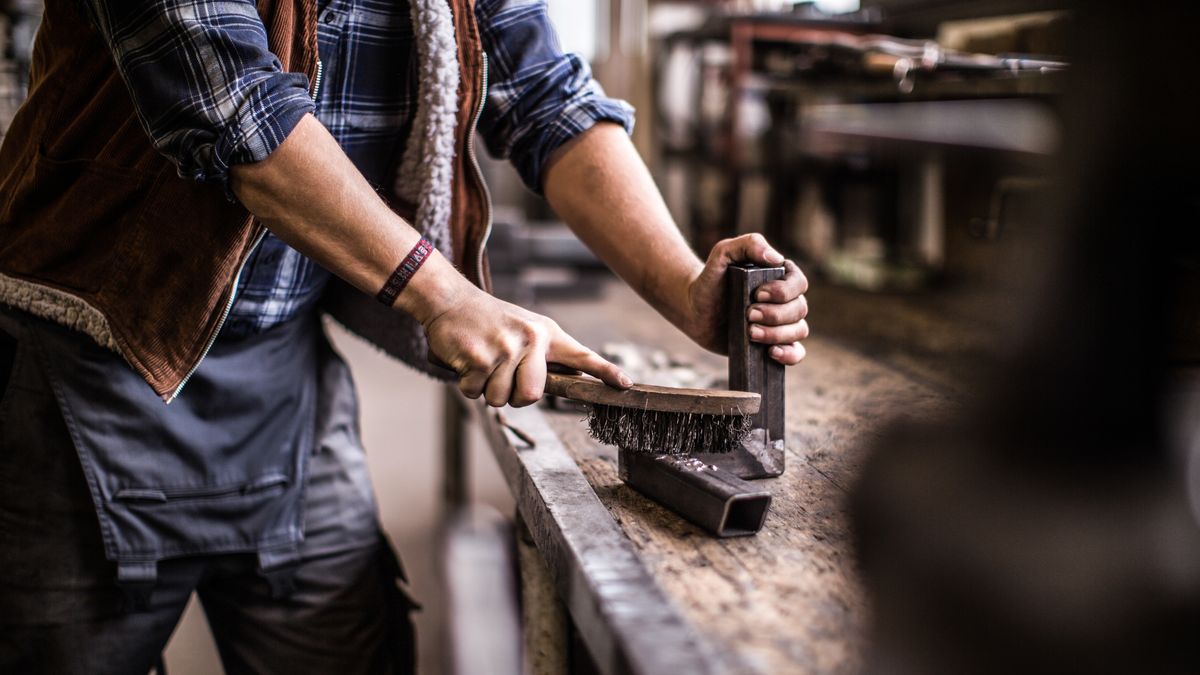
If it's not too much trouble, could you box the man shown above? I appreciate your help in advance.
[0,0,809,672]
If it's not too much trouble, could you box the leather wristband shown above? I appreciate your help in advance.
[376,237,434,306]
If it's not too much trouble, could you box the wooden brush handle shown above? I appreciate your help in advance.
[431,354,758,416]
[544,372,760,417]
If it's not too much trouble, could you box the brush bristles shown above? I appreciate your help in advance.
[586,403,752,455]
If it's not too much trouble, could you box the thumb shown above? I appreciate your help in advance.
[697,233,785,288]
[546,331,632,389]
[719,233,784,268]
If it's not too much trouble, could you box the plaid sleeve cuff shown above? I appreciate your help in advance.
[193,72,315,190]
[80,0,317,193]
[476,0,639,196]
[511,83,636,195]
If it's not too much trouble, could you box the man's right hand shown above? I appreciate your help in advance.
[403,253,631,408]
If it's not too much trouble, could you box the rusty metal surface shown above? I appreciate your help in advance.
[618,448,772,537]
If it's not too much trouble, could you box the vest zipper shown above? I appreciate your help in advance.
[311,59,324,103]
[175,53,469,401]
[469,52,493,284]
[171,56,319,398]
[168,229,268,403]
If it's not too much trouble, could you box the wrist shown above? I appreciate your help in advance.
[393,251,478,328]
[649,259,704,330]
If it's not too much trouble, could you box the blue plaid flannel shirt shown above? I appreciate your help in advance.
[84,0,634,337]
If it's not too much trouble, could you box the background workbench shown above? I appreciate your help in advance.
[455,276,993,674]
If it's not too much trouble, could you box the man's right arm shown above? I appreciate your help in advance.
[230,115,632,406]
[80,1,628,406]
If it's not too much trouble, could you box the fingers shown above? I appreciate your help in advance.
[753,259,808,303]
[458,367,490,400]
[747,295,808,326]
[476,324,548,407]
[484,359,518,408]
[430,293,630,406]
[743,259,810,356]
[749,319,810,345]
[510,356,547,408]
[769,342,807,365]
[547,328,632,389]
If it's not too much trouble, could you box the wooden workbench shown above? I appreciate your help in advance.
[457,278,990,674]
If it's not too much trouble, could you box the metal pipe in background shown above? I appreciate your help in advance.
[442,506,522,675]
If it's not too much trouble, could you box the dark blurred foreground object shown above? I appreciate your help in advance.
[852,2,1200,674]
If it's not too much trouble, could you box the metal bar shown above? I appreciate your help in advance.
[441,385,468,509]
[468,399,727,675]
[729,264,786,440]
[619,449,772,537]
[699,264,787,478]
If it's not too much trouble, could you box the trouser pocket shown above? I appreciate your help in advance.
[0,324,22,425]
[0,317,122,626]
[377,533,420,675]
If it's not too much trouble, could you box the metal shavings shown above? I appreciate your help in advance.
[585,403,752,455]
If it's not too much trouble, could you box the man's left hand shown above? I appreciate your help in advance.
[680,234,810,365]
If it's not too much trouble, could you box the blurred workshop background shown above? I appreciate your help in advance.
[3,0,1198,673]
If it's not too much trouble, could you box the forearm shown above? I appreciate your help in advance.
[229,113,468,325]
[230,114,628,401]
[543,123,703,330]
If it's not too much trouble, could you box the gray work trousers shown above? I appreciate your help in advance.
[0,323,418,675]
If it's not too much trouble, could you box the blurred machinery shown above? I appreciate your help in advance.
[651,0,1067,291]
[484,206,611,306]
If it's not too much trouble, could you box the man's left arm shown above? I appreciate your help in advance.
[476,0,808,364]
[543,124,809,365]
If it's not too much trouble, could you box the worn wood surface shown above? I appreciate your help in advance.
[530,281,964,674]
[468,397,727,675]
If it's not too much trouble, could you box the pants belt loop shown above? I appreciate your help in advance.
[257,544,302,599]
[116,560,158,613]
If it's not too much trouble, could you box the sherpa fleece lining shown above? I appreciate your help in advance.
[0,272,119,351]
[395,0,460,258]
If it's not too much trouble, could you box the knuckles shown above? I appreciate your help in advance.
[796,273,810,295]
[521,320,549,346]
[510,390,542,408]
[460,345,493,370]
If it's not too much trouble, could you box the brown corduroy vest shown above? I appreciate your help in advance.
[0,0,491,401]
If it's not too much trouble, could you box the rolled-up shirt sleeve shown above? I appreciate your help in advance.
[475,0,635,194]
[81,0,315,187]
